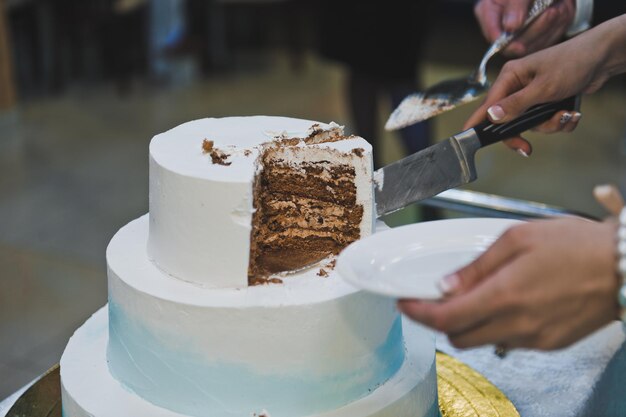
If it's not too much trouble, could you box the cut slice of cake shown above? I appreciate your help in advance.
[248,124,373,284]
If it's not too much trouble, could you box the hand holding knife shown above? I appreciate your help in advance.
[375,96,579,217]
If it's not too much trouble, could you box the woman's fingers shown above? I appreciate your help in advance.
[475,0,505,42]
[529,110,582,133]
[402,219,620,351]
[398,282,497,335]
[486,85,549,124]
[463,57,579,158]
[562,112,582,132]
[401,275,513,333]
[498,0,577,57]
[400,252,528,335]
[500,0,530,33]
[439,224,526,296]
[463,64,533,130]
[503,137,532,156]
[447,314,518,349]
[445,253,537,348]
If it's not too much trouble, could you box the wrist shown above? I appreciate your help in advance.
[596,15,626,80]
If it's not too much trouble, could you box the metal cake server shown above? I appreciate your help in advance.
[385,0,555,131]
[376,96,578,217]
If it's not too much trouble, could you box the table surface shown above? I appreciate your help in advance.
[2,321,625,417]
[0,383,30,416]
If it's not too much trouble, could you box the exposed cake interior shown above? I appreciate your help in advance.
[248,125,370,284]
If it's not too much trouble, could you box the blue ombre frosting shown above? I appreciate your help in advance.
[61,307,438,417]
[107,302,405,417]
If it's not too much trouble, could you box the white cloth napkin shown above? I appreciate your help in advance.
[436,321,626,417]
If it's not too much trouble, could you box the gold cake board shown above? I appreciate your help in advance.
[436,352,520,417]
[6,352,520,417]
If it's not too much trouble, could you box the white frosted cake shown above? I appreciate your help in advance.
[60,116,439,417]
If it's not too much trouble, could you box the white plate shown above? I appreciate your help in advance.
[337,218,522,299]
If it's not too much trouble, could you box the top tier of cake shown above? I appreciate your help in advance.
[148,116,374,288]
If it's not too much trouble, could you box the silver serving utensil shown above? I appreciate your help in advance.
[385,0,555,131]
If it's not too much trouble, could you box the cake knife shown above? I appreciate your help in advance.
[374,96,578,217]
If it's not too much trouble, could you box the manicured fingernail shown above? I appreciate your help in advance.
[503,11,521,27]
[516,148,529,158]
[571,112,582,122]
[559,113,572,124]
[438,273,460,295]
[487,105,505,121]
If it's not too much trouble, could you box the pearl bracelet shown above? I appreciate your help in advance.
[617,208,626,321]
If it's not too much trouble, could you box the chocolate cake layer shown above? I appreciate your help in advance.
[261,229,359,246]
[264,197,363,234]
[251,235,351,276]
[262,165,358,206]
[248,155,364,283]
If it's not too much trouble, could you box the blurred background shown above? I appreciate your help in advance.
[1,0,625,399]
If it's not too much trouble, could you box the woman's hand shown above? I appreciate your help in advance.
[465,14,626,155]
[398,218,620,350]
[474,0,576,57]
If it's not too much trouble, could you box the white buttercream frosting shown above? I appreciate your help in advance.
[148,116,373,288]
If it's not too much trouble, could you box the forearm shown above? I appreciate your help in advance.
[590,14,626,80]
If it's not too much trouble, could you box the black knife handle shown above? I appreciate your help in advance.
[474,96,578,147]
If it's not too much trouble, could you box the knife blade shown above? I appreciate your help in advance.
[375,96,578,217]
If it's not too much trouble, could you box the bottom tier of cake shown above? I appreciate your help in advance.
[60,307,439,417]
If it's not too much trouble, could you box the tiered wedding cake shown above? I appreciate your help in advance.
[60,116,439,417]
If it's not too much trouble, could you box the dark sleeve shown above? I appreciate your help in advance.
[317,0,433,80]
[592,2,626,26]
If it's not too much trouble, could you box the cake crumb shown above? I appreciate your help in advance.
[202,139,232,166]
[279,137,302,146]
[304,123,347,145]
[210,150,231,166]
[326,259,336,269]
[317,268,329,277]
[249,277,283,286]
[202,139,214,152]
[243,149,252,157]
[352,148,364,157]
